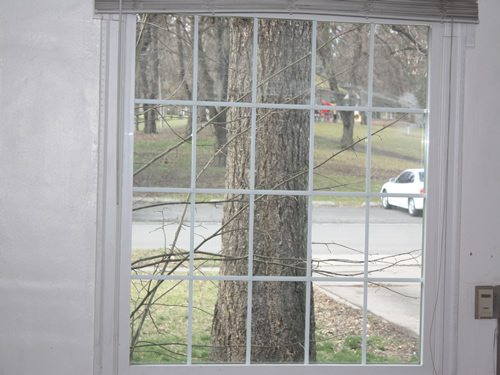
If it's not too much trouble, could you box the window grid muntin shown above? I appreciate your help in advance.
[301,20,318,363]
[131,14,427,366]
[135,98,428,113]
[184,15,200,365]
[244,17,259,364]
[360,23,376,363]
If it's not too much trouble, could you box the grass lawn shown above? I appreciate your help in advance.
[133,115,425,206]
[130,273,419,364]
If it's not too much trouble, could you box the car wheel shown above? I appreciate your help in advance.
[408,198,420,217]
[382,190,392,209]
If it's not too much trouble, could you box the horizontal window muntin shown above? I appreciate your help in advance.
[131,274,424,283]
[135,99,429,114]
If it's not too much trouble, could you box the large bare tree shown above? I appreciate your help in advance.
[210,18,316,363]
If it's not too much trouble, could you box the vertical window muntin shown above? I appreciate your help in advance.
[130,14,428,367]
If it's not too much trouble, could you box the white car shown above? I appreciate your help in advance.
[380,169,424,216]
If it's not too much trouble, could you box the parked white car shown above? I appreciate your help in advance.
[380,169,424,216]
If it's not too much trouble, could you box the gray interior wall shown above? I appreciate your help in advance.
[0,0,499,374]
[0,1,101,374]
[458,0,500,373]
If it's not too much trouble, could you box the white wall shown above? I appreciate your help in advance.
[458,0,500,373]
[0,0,499,374]
[0,1,101,374]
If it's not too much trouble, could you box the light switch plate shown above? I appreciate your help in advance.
[475,285,500,319]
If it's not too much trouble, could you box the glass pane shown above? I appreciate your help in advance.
[130,279,189,364]
[132,193,192,276]
[366,282,421,363]
[251,195,308,277]
[316,22,370,107]
[257,19,312,105]
[313,111,367,194]
[198,17,253,103]
[191,280,220,363]
[251,281,309,363]
[209,280,248,363]
[373,24,429,108]
[192,196,224,275]
[371,111,426,192]
[255,109,310,191]
[368,197,423,278]
[196,107,251,189]
[313,282,364,363]
[194,194,249,277]
[311,204,366,278]
[133,105,193,188]
[136,14,194,101]
[197,17,232,102]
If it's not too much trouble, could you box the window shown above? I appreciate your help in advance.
[95,8,471,375]
[130,12,428,366]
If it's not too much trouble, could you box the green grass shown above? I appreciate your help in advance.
[133,116,424,206]
[130,273,418,364]
[130,278,218,364]
[316,333,418,364]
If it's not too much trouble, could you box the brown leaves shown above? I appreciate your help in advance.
[314,287,418,362]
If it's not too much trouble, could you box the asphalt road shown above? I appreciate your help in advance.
[132,204,423,255]
[132,201,422,224]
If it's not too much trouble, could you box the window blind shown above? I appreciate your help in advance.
[94,0,479,24]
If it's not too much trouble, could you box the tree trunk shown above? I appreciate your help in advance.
[339,92,356,149]
[198,18,228,167]
[210,18,316,364]
[143,107,157,134]
[138,15,160,134]
[175,18,193,137]
[212,19,229,167]
[210,107,228,167]
[317,24,359,149]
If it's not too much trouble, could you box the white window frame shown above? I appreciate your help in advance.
[94,12,469,375]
